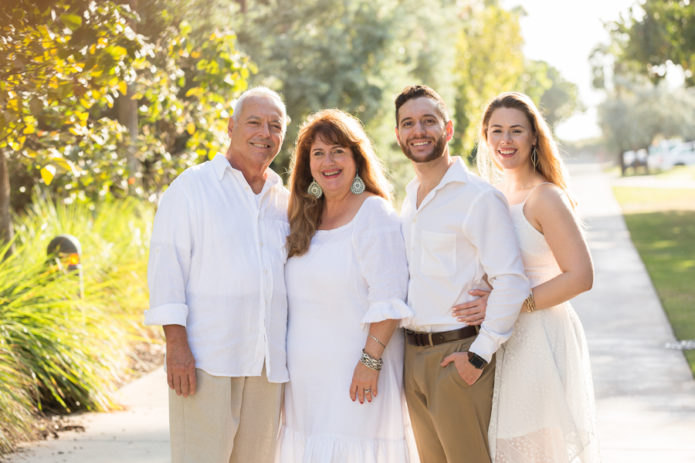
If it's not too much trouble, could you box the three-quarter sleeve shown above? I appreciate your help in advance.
[462,189,530,362]
[144,178,193,327]
[352,198,413,328]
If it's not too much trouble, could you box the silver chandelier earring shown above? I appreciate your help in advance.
[350,174,366,195]
[307,179,323,199]
[531,146,539,170]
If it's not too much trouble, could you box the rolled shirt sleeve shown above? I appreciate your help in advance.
[464,189,529,362]
[145,177,192,327]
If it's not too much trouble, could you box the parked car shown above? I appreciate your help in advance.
[623,149,648,168]
[648,141,695,170]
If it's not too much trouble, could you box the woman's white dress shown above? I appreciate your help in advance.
[488,198,600,463]
[277,196,415,463]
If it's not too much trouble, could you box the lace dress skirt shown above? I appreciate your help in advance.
[488,203,600,462]
[489,304,600,462]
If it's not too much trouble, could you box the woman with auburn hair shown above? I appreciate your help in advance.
[454,92,600,462]
[277,109,416,462]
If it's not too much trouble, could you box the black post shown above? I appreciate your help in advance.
[47,234,83,298]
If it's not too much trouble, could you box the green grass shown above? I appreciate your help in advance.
[613,186,695,377]
[613,187,695,212]
[653,164,695,182]
[0,195,157,453]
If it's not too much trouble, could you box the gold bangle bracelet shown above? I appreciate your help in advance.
[524,293,536,312]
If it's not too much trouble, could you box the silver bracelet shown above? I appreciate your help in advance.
[360,349,383,371]
[369,334,386,349]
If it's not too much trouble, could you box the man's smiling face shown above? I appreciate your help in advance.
[396,96,450,164]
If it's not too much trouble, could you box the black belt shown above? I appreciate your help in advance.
[405,326,478,347]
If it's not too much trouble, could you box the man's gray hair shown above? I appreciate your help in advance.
[232,86,289,131]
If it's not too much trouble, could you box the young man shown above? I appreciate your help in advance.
[146,87,290,463]
[395,85,529,462]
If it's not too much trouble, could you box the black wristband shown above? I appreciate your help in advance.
[467,351,488,370]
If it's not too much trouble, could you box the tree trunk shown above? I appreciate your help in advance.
[118,0,139,183]
[118,88,139,176]
[0,149,14,256]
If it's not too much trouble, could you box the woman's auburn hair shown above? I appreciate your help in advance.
[286,109,392,258]
[477,91,574,204]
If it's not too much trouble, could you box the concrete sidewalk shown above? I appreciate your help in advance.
[7,161,695,462]
[8,368,169,462]
[569,161,695,462]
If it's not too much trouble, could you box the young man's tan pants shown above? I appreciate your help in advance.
[404,336,496,463]
[168,367,282,463]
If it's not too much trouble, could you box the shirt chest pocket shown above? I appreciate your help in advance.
[419,230,457,277]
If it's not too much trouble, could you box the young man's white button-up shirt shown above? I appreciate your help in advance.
[401,157,529,362]
[145,153,289,382]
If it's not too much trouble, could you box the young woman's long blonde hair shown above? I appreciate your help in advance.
[286,109,392,258]
[477,92,573,204]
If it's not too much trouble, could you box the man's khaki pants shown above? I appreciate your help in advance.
[404,336,496,463]
[169,367,282,463]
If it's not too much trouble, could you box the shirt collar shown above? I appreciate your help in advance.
[212,153,232,181]
[212,152,283,194]
[260,167,283,194]
[439,156,470,188]
[406,156,470,198]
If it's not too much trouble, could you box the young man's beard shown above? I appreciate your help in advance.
[400,132,447,163]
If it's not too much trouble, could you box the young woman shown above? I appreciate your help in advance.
[455,92,600,462]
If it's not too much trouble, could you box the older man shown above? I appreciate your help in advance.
[395,84,530,463]
[145,87,290,463]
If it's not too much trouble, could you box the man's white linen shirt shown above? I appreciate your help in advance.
[145,153,289,382]
[401,157,529,362]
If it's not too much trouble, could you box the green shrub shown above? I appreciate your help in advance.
[0,195,156,453]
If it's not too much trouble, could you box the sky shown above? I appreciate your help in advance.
[502,0,638,141]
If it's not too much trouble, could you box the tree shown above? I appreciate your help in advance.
[231,0,409,172]
[451,2,580,154]
[0,0,145,250]
[592,3,695,173]
[225,0,467,200]
[612,0,695,85]
[225,0,581,195]
[452,1,525,155]
[518,60,581,133]
[121,5,254,197]
[597,75,695,173]
[1,0,254,249]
